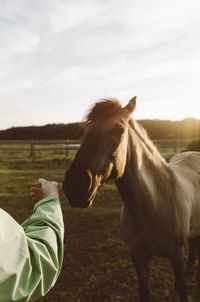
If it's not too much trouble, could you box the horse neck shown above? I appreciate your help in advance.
[116,121,171,219]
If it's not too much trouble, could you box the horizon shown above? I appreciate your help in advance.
[1,1,200,129]
[0,116,200,132]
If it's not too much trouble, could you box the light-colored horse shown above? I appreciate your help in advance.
[63,97,200,302]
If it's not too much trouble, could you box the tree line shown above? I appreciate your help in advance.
[0,118,199,140]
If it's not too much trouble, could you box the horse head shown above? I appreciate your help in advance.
[63,97,136,208]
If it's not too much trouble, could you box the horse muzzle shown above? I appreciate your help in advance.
[63,168,100,208]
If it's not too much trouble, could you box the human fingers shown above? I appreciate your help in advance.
[31,187,42,193]
[34,181,42,188]
[30,191,43,202]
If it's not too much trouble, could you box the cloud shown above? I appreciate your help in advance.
[0,0,200,129]
[49,0,104,33]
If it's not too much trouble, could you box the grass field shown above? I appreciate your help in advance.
[0,144,199,302]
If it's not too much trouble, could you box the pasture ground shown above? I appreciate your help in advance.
[0,146,199,302]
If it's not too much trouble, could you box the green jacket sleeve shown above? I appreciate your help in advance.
[0,196,64,302]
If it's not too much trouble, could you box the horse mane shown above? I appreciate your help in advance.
[129,119,166,165]
[86,99,122,122]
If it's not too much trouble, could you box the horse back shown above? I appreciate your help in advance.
[170,151,200,175]
[170,151,200,238]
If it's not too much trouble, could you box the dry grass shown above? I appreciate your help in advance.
[0,147,199,302]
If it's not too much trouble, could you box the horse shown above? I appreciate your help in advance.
[63,97,200,302]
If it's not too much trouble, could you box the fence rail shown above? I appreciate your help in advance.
[0,139,80,157]
[0,139,188,157]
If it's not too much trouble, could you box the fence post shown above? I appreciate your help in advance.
[66,140,69,157]
[174,140,177,153]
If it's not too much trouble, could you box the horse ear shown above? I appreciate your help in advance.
[123,96,137,117]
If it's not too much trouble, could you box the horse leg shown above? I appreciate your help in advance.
[194,236,200,287]
[170,247,188,302]
[186,237,197,275]
[130,247,151,302]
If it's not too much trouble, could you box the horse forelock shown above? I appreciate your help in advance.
[86,99,122,122]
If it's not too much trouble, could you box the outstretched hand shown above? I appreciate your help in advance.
[31,178,60,202]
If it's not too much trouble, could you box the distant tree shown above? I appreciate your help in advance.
[139,119,200,139]
[0,123,83,140]
[0,119,199,140]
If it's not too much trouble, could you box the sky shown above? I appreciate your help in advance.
[0,0,200,130]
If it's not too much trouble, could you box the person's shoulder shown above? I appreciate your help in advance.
[0,209,23,238]
[0,208,13,219]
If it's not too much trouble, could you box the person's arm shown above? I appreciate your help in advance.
[0,181,64,302]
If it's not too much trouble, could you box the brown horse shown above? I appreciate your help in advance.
[63,97,200,302]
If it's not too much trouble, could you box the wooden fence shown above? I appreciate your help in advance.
[0,139,188,157]
[153,139,188,153]
[0,140,80,157]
